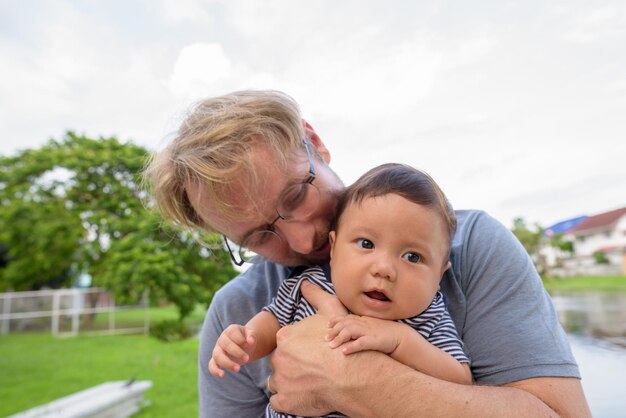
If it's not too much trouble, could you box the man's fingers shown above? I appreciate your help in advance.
[300,280,348,316]
[266,376,272,393]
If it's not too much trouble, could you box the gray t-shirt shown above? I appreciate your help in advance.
[198,210,580,418]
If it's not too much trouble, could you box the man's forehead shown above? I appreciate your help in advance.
[224,145,294,211]
[186,144,303,235]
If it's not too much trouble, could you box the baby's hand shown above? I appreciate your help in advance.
[209,324,257,378]
[326,315,403,355]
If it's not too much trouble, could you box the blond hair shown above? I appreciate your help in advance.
[143,90,305,231]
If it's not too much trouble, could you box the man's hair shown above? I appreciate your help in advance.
[143,90,305,230]
[333,163,457,247]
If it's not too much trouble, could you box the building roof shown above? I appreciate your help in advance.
[568,206,626,234]
[543,216,588,237]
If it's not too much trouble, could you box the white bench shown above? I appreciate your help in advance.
[8,380,153,418]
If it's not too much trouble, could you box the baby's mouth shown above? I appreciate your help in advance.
[364,290,390,302]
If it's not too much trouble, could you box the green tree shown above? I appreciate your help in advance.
[0,132,236,319]
[545,232,574,269]
[511,217,545,274]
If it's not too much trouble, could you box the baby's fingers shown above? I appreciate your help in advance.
[217,335,251,363]
[208,357,225,378]
[325,317,346,342]
[337,337,370,355]
[326,325,355,349]
[327,315,346,328]
[211,345,244,373]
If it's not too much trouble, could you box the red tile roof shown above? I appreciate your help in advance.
[568,206,626,234]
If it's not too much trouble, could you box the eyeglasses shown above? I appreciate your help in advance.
[223,139,320,266]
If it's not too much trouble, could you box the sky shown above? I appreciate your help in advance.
[1,0,625,228]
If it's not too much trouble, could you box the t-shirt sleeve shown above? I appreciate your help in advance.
[262,276,302,327]
[454,211,579,384]
[429,309,470,364]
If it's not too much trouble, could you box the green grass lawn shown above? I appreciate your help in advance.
[0,332,200,417]
[542,275,626,292]
[0,304,208,417]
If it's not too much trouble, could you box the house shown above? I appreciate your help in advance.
[540,215,587,269]
[544,216,588,238]
[557,206,626,277]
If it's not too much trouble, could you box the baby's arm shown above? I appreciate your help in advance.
[327,315,471,385]
[209,310,280,377]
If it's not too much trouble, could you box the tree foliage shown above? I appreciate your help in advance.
[593,251,609,265]
[511,217,543,255]
[511,217,546,274]
[0,132,236,318]
[548,233,574,254]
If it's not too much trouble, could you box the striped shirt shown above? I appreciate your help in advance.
[263,265,469,418]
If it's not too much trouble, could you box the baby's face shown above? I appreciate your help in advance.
[329,193,451,320]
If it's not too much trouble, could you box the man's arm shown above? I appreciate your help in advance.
[269,313,591,417]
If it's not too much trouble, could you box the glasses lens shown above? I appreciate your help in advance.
[239,230,282,263]
[277,182,320,220]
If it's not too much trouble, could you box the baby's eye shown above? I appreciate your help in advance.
[356,239,374,249]
[402,252,421,263]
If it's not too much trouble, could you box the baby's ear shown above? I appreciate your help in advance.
[441,260,452,276]
[329,231,336,258]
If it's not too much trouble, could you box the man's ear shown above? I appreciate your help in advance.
[303,119,331,164]
[329,231,336,258]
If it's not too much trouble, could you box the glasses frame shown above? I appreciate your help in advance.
[223,139,317,266]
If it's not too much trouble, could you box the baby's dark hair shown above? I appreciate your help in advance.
[332,163,457,246]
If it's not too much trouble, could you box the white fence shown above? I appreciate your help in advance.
[0,288,149,337]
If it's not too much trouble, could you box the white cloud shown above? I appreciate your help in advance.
[559,4,626,43]
[442,34,499,70]
[169,43,232,98]
[156,0,214,24]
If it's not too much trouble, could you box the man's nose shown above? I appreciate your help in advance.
[277,220,316,254]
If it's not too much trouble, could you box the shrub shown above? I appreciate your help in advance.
[593,251,609,265]
[149,319,194,342]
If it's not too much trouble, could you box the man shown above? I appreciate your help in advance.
[146,90,590,417]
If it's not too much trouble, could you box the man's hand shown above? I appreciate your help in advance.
[268,314,341,415]
[267,280,349,415]
[208,324,257,378]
